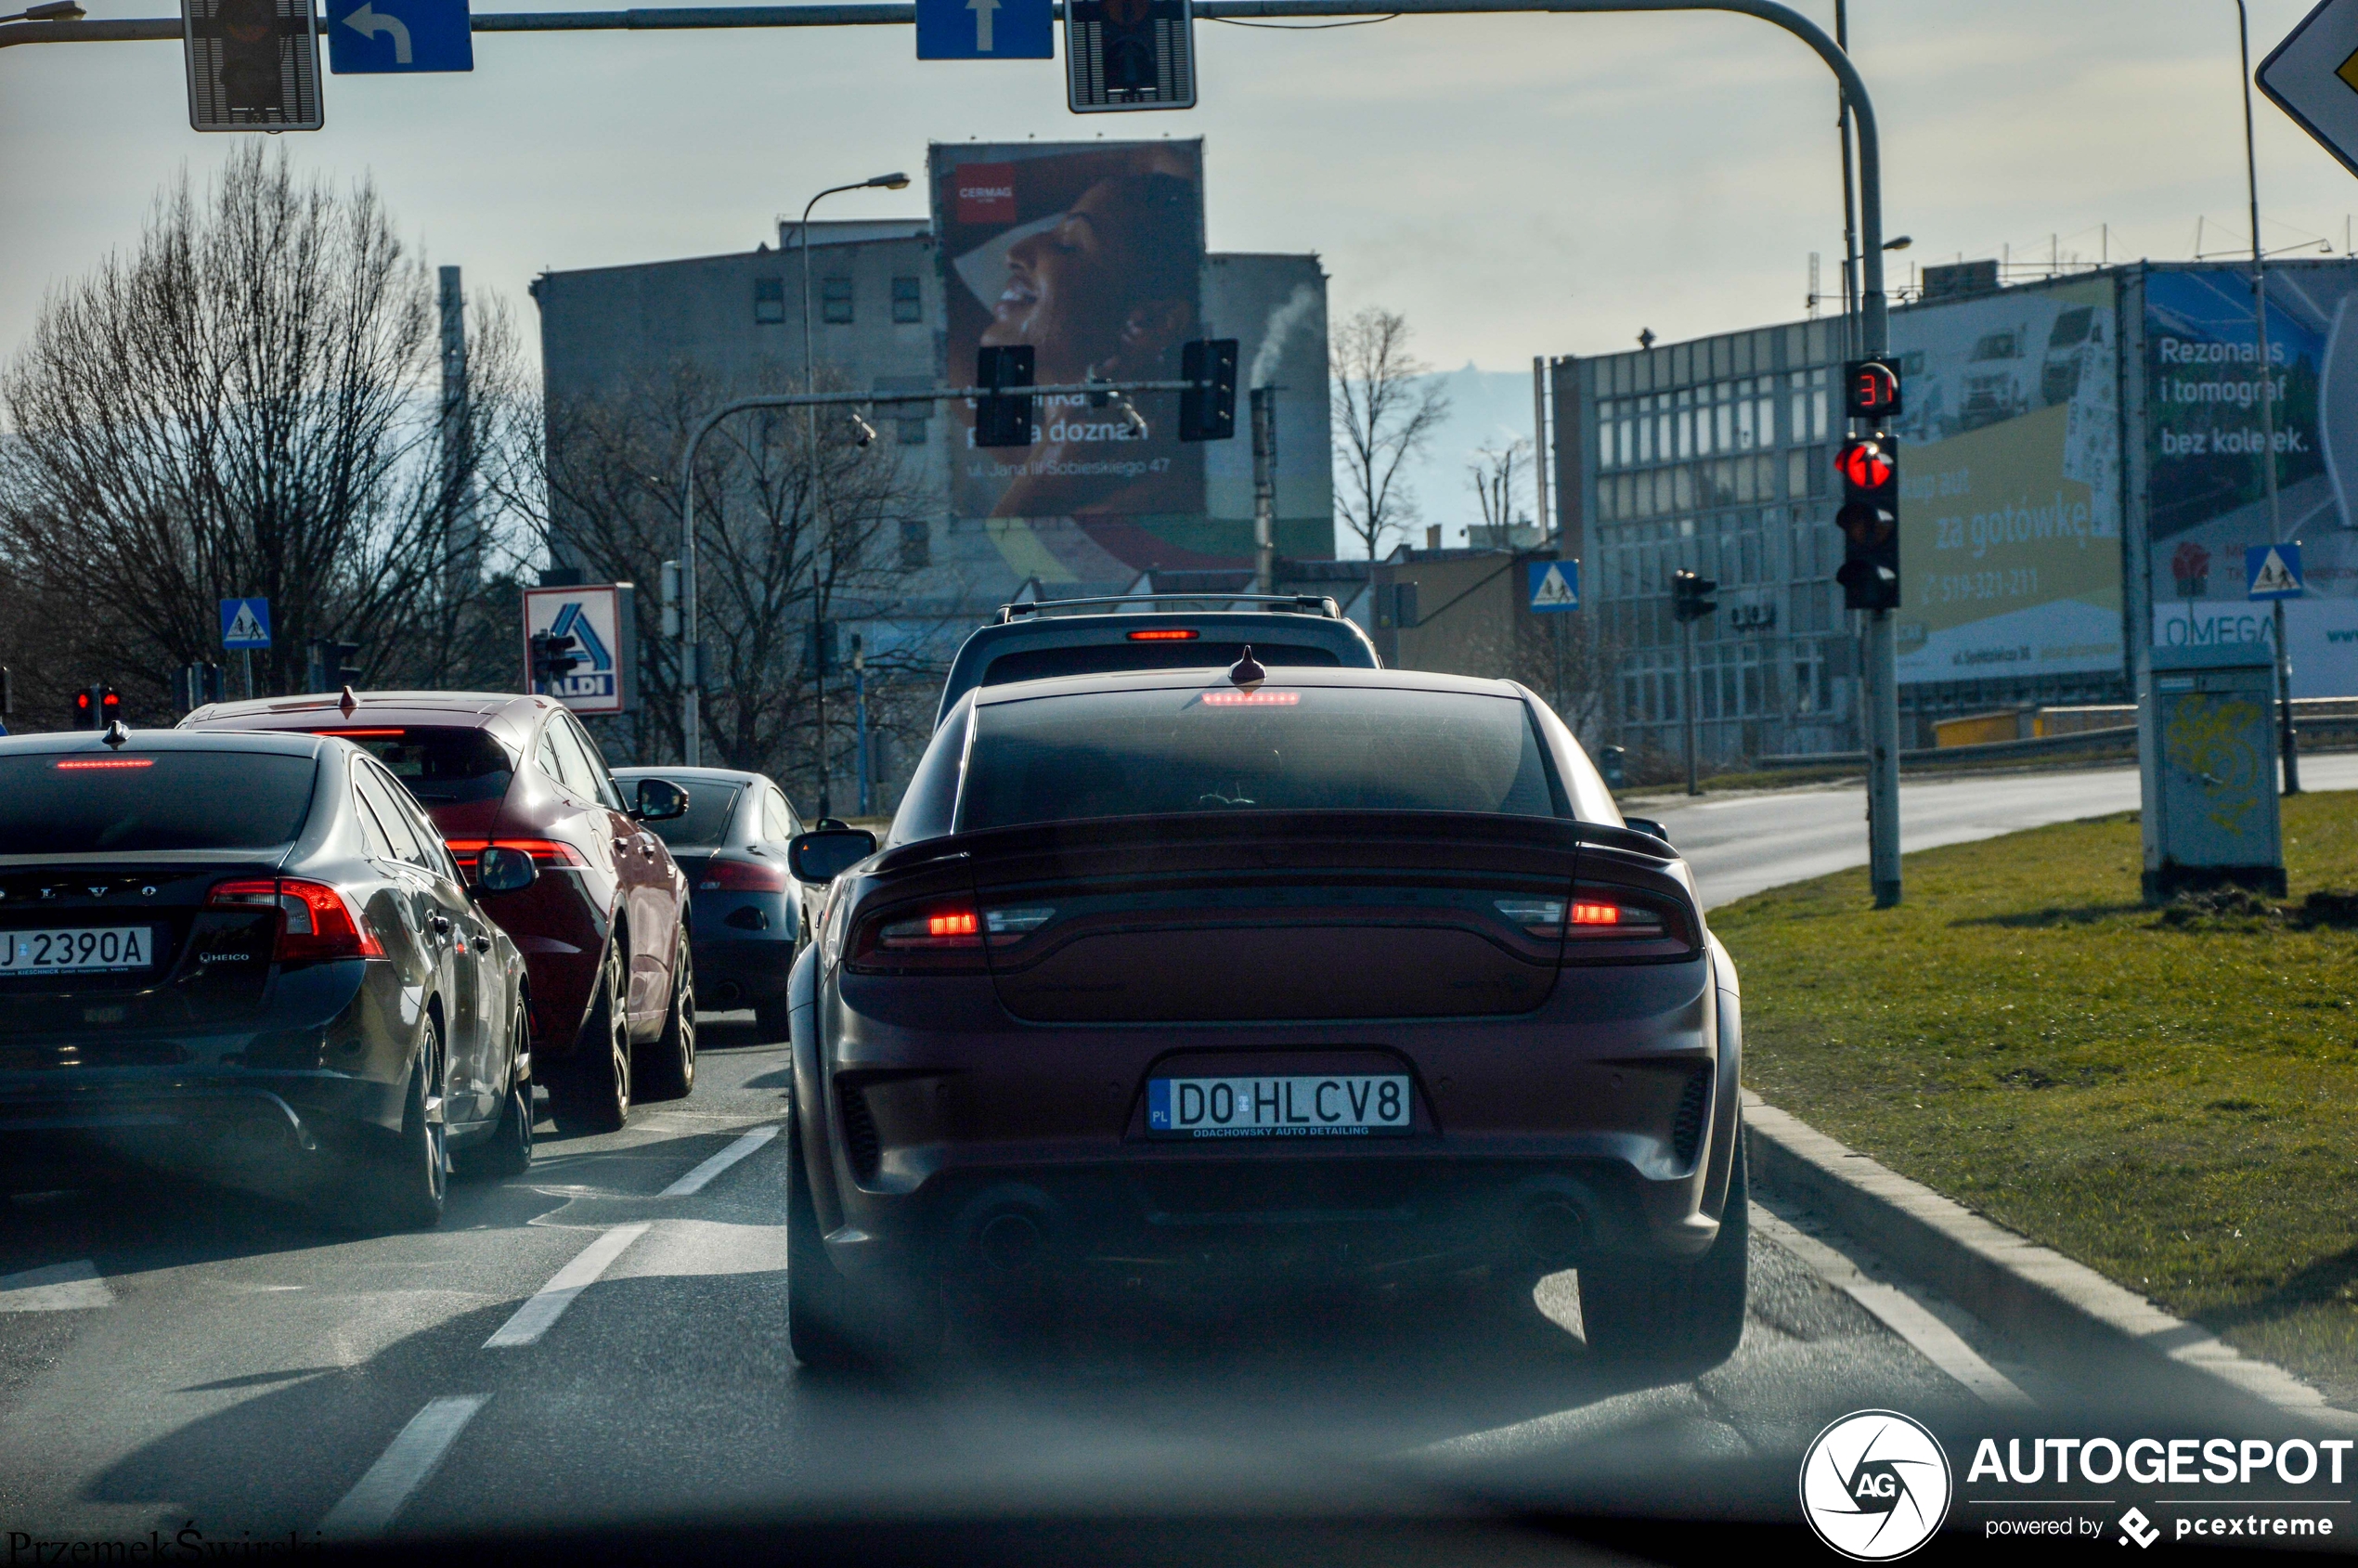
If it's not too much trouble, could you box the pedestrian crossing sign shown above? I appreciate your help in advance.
[2248,543,2304,601]
[1527,560,1579,613]
[219,597,272,649]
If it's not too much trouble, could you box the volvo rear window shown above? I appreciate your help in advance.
[0,752,317,853]
[641,782,741,848]
[318,727,514,804]
[959,687,1561,832]
[981,641,1343,687]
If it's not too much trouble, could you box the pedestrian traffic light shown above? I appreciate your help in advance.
[1834,434,1901,612]
[73,685,121,730]
[1179,338,1239,443]
[307,638,362,693]
[974,345,1035,448]
[528,632,583,692]
[180,0,324,132]
[1671,569,1717,624]
[1845,358,1904,421]
[1065,0,1197,112]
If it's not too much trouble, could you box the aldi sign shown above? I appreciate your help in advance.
[521,582,635,716]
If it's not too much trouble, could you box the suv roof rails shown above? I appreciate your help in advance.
[995,593,1341,625]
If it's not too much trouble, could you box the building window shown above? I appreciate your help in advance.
[900,518,931,569]
[822,276,854,324]
[891,276,922,324]
[754,277,785,325]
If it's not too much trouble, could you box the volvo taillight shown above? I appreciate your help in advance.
[207,877,385,963]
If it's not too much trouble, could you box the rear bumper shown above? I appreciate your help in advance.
[691,930,797,1008]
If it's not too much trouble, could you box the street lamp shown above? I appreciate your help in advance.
[1,2,86,19]
[797,170,908,820]
[2234,0,2300,794]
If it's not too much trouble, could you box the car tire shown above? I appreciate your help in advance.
[754,998,794,1044]
[637,928,696,1101]
[335,1023,448,1232]
[1577,1135,1749,1377]
[459,999,536,1179]
[786,1114,862,1372]
[552,940,630,1134]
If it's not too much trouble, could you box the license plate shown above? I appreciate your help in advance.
[0,927,155,976]
[1147,1073,1413,1139]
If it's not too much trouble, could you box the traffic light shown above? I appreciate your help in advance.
[307,638,362,693]
[1671,569,1717,624]
[1834,434,1901,612]
[1845,358,1904,422]
[181,0,323,133]
[1178,338,1239,443]
[1065,0,1198,112]
[528,632,583,692]
[175,663,227,713]
[975,345,1035,448]
[804,621,839,680]
[73,685,121,731]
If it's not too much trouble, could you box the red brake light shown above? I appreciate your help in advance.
[1127,628,1198,641]
[207,876,384,963]
[1570,901,1622,926]
[1200,691,1300,706]
[446,837,590,875]
[926,911,978,938]
[55,758,155,771]
[699,856,790,893]
[317,728,408,738]
[847,901,989,973]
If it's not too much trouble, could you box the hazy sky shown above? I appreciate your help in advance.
[4,0,2358,382]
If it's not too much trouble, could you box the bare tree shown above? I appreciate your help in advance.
[1329,306,1451,563]
[0,146,524,723]
[1468,438,1531,538]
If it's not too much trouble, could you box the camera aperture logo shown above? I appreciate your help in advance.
[1801,1409,1954,1561]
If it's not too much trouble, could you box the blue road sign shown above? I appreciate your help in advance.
[220,598,273,650]
[1527,559,1580,613]
[2248,541,2305,600]
[328,0,473,73]
[916,0,1052,58]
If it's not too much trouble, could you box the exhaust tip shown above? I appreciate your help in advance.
[711,980,743,1004]
[1518,1196,1588,1263]
[978,1211,1045,1273]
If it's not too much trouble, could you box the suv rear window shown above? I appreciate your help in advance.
[981,641,1341,688]
[322,727,514,804]
[960,686,1561,832]
[0,752,317,854]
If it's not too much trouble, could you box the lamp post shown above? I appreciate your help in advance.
[2235,0,2300,794]
[0,2,84,19]
[797,171,908,820]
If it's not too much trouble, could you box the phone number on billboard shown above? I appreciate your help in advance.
[1919,567,2040,604]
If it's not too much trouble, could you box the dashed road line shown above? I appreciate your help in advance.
[658,1124,779,1197]
[481,1223,650,1348]
[318,1393,487,1538]
[0,1260,112,1312]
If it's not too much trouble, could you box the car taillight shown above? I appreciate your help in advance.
[207,877,384,963]
[847,901,989,974]
[1127,628,1198,641]
[446,837,590,877]
[700,856,789,892]
[1494,885,1691,958]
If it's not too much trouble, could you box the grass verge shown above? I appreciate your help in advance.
[1712,793,2358,1398]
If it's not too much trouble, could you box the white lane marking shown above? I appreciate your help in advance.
[318,1393,487,1538]
[0,1259,112,1312]
[658,1124,780,1197]
[1754,1206,2035,1408]
[481,1223,650,1348]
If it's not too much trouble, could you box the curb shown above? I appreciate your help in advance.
[1743,1092,2352,1425]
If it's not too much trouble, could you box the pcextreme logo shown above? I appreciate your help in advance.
[1800,1410,1954,1561]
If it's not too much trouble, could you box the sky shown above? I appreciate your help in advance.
[6,0,2358,513]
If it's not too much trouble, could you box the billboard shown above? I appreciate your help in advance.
[931,140,1209,571]
[1887,275,2123,683]
[522,583,635,716]
[2143,264,2358,652]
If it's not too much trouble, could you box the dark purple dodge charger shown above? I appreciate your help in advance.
[783,657,1745,1371]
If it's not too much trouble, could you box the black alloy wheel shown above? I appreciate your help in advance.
[639,927,697,1100]
[337,1018,449,1232]
[553,938,631,1134]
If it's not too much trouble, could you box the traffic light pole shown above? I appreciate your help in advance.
[14,0,1895,895]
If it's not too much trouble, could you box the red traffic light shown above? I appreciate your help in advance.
[1835,437,1894,491]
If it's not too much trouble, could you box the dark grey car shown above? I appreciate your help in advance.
[0,728,536,1228]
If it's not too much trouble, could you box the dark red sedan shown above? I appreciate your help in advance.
[781,661,1745,1372]
[184,692,695,1130]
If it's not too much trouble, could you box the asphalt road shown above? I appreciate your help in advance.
[5,768,2351,1546]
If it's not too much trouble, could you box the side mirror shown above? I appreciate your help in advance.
[473,845,539,896]
[1622,816,1671,849]
[789,827,877,885]
[633,777,690,822]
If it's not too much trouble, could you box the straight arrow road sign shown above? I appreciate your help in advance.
[2259,0,2358,178]
[915,0,1049,58]
[328,0,472,72]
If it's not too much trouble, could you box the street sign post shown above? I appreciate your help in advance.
[2248,541,2305,599]
[2258,0,2358,179]
[522,582,635,716]
[915,0,1049,58]
[220,597,272,649]
[1065,0,1195,111]
[1527,560,1579,613]
[328,0,473,71]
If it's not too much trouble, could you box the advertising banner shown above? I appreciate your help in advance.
[521,583,634,716]
[1888,276,2123,683]
[2152,598,2358,698]
[931,141,1207,564]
